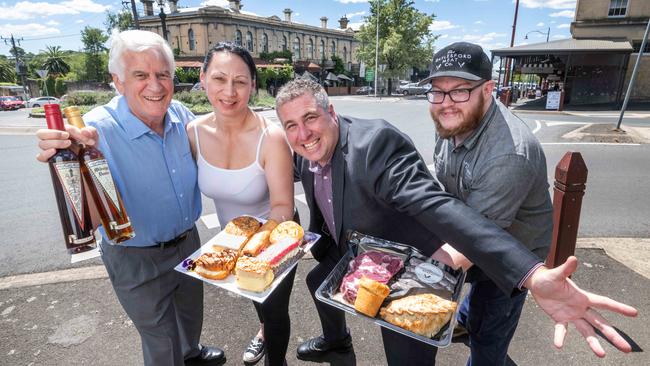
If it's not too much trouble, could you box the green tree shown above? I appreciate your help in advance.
[331,55,345,75]
[105,10,133,33]
[81,26,109,81]
[41,46,71,77]
[356,0,436,94]
[0,58,16,82]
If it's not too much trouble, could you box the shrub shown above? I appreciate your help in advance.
[65,91,114,106]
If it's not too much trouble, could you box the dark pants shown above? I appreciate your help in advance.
[457,279,528,366]
[253,266,297,366]
[306,245,349,342]
[380,327,439,366]
[100,226,203,366]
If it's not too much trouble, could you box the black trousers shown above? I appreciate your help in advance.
[306,242,439,366]
[305,244,349,341]
[380,327,439,366]
[252,264,297,366]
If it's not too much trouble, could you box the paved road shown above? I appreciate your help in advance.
[1,97,649,277]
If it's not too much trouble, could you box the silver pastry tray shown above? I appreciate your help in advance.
[315,231,466,347]
[175,228,320,303]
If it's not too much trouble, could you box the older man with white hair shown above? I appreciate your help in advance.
[36,30,225,366]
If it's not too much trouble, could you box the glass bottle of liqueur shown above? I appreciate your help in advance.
[44,104,96,255]
[63,106,135,243]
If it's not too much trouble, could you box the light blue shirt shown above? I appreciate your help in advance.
[84,96,201,247]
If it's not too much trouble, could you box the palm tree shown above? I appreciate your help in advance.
[41,46,71,77]
[0,59,15,82]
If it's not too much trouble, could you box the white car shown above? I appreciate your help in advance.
[397,82,429,96]
[27,96,60,108]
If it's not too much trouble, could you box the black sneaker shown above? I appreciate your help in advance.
[242,336,265,364]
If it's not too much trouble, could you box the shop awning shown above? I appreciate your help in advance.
[492,38,633,57]
[337,74,353,81]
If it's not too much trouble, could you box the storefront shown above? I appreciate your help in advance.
[492,39,633,106]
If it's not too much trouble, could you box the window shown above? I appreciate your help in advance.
[246,31,253,52]
[235,30,242,46]
[319,39,325,59]
[293,37,301,59]
[282,35,287,51]
[308,38,314,59]
[608,0,628,17]
[331,40,336,57]
[188,29,195,51]
[262,33,269,53]
[343,46,347,63]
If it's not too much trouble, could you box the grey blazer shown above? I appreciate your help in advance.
[294,115,541,294]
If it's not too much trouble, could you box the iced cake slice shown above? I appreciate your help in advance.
[256,237,301,276]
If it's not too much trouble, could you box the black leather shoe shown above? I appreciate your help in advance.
[297,335,352,361]
[185,344,226,366]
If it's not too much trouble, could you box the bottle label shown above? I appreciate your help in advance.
[86,158,121,215]
[53,161,85,227]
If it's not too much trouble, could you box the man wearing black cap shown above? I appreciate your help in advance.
[421,41,552,365]
[275,78,636,365]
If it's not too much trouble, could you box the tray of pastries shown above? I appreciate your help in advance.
[315,231,466,348]
[174,216,320,303]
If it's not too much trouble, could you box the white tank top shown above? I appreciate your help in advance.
[195,123,270,224]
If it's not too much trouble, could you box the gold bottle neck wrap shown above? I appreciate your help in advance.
[62,106,86,128]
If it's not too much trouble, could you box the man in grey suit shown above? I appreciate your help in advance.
[274,79,637,365]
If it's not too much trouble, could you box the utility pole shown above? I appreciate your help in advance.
[374,0,380,98]
[1,34,29,97]
[130,0,140,29]
[503,0,520,88]
[616,17,650,130]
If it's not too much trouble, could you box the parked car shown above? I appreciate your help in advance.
[356,86,374,95]
[0,96,26,110]
[396,82,429,96]
[27,96,60,108]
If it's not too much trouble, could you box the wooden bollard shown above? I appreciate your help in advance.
[545,152,588,269]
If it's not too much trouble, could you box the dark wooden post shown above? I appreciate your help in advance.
[545,152,588,268]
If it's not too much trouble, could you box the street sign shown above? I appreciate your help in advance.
[36,69,48,78]
[546,91,561,110]
[365,69,374,81]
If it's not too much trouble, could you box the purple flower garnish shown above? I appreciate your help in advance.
[182,258,194,270]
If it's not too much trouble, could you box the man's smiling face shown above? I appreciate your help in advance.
[277,94,339,166]
[113,49,174,128]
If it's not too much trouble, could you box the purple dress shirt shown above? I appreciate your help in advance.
[309,160,337,243]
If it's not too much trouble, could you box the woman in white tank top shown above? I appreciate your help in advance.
[187,43,294,366]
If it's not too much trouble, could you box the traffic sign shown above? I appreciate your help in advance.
[365,69,374,81]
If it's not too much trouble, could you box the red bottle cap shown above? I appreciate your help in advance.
[44,104,65,131]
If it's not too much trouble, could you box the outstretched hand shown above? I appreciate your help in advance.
[36,125,98,162]
[526,256,638,357]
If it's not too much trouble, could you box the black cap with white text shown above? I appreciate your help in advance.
[419,42,492,85]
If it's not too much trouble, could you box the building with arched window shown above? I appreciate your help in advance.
[262,33,269,53]
[188,29,195,51]
[308,38,314,59]
[293,37,301,59]
[139,0,359,74]
[246,31,253,51]
[235,30,242,46]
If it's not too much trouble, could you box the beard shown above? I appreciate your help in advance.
[431,93,487,139]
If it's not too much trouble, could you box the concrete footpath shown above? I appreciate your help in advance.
[1,241,648,366]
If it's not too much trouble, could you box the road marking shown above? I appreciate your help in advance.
[543,120,591,126]
[533,120,542,134]
[566,112,650,119]
[295,193,307,205]
[541,142,640,146]
[200,213,221,229]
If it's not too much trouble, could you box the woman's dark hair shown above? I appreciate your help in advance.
[202,42,257,82]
